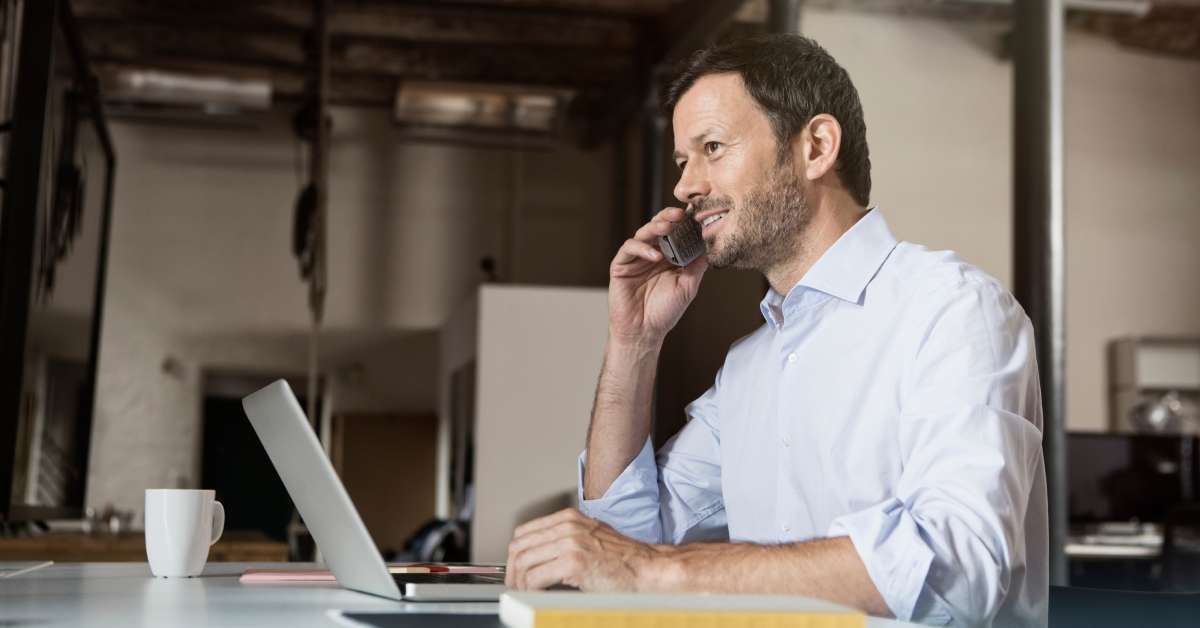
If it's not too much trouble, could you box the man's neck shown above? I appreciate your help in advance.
[764,197,868,296]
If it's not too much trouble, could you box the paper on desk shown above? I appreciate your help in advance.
[0,560,53,578]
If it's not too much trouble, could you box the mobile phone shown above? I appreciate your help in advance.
[657,206,706,267]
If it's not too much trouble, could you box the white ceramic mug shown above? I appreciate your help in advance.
[144,489,225,578]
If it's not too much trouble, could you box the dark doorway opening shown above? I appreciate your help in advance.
[201,394,297,542]
[200,372,319,545]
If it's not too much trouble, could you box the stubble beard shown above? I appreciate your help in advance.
[703,163,811,273]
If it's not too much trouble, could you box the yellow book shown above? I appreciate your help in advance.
[499,592,866,628]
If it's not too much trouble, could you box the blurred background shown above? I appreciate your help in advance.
[0,0,1197,594]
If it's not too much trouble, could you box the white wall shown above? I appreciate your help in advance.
[1061,34,1200,431]
[101,109,612,336]
[803,8,1200,431]
[471,285,609,562]
[86,107,614,521]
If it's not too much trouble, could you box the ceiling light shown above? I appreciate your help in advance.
[393,82,574,134]
[104,68,272,111]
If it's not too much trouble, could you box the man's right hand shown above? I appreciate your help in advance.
[608,207,708,348]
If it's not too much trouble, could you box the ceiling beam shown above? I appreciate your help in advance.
[79,21,633,86]
[582,0,747,147]
[391,0,677,16]
[1070,4,1200,59]
[805,0,1200,58]
[72,0,639,49]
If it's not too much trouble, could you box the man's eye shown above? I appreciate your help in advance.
[676,160,687,171]
[704,141,721,155]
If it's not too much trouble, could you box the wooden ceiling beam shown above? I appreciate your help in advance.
[1069,5,1200,59]
[396,0,677,16]
[806,0,1200,59]
[72,0,639,49]
[79,21,632,86]
[581,0,747,147]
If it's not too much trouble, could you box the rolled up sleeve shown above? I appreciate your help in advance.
[577,437,663,543]
[832,281,1046,626]
[578,371,729,546]
[830,498,945,624]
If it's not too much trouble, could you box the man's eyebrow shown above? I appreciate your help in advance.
[672,128,719,161]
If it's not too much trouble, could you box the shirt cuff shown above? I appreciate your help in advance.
[828,498,951,625]
[576,438,662,543]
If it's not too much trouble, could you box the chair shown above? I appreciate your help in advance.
[1050,585,1200,628]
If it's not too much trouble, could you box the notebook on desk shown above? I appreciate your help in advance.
[500,591,867,628]
[242,380,507,602]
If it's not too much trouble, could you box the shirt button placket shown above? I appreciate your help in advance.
[779,344,797,539]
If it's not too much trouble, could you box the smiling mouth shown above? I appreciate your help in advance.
[701,213,727,228]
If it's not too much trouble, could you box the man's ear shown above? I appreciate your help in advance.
[794,114,842,183]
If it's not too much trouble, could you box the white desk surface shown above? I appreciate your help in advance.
[1,562,919,627]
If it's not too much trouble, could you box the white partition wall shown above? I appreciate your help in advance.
[441,284,609,562]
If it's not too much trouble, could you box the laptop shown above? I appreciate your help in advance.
[242,379,507,602]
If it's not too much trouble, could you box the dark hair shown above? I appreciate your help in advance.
[663,34,871,207]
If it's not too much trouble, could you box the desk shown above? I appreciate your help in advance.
[0,532,288,562]
[1066,532,1164,590]
[1,562,919,628]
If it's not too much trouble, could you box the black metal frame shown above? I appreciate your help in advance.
[0,0,116,521]
[1013,0,1068,585]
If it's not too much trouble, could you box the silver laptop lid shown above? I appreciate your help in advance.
[242,380,401,600]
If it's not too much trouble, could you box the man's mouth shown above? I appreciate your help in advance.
[702,213,726,228]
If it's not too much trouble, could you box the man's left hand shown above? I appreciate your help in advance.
[505,508,662,591]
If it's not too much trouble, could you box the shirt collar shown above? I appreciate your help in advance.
[758,208,899,325]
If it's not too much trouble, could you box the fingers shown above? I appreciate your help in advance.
[509,519,588,562]
[610,207,691,272]
[633,207,690,242]
[633,218,675,241]
[507,510,585,587]
[611,237,663,269]
[653,206,686,223]
[522,554,583,591]
[507,512,590,589]
[512,508,582,540]
[510,537,578,590]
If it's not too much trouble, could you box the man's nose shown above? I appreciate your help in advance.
[673,162,710,205]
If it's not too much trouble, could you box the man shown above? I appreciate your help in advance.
[505,35,1047,628]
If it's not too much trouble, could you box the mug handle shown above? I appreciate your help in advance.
[210,501,225,546]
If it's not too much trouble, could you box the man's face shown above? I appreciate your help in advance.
[671,73,810,271]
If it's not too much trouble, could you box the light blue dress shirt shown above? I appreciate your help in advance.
[578,209,1048,627]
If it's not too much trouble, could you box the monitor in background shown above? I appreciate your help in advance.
[0,0,115,521]
[1068,432,1197,526]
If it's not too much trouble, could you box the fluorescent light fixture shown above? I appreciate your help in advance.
[105,68,272,111]
[394,82,574,133]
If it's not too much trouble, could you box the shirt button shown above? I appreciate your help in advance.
[782,435,791,447]
[786,353,798,364]
[782,523,791,533]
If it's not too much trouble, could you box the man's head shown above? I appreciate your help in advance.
[664,35,870,271]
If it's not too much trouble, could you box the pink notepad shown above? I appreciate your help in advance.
[240,565,503,584]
